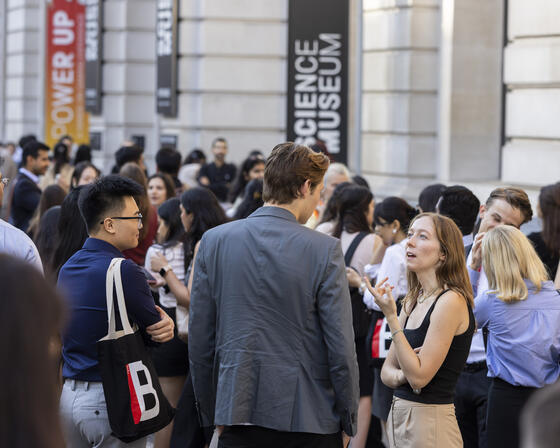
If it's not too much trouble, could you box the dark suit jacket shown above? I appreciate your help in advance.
[189,206,359,435]
[11,172,41,231]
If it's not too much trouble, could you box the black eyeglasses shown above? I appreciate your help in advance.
[100,214,143,229]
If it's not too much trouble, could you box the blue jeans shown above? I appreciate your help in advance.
[60,379,147,448]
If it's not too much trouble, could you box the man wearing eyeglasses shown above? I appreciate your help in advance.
[58,175,175,448]
[0,171,43,272]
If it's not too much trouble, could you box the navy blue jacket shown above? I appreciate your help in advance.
[58,238,160,381]
[10,172,41,231]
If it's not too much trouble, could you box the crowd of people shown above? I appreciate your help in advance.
[1,135,560,448]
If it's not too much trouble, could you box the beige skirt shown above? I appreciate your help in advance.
[387,396,463,448]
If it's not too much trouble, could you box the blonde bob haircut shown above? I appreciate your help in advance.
[403,213,474,313]
[482,226,549,302]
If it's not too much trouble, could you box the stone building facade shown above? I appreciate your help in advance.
[0,0,557,199]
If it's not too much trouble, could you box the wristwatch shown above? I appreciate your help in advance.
[358,281,367,295]
[159,264,172,277]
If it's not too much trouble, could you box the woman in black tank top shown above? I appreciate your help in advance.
[364,213,474,448]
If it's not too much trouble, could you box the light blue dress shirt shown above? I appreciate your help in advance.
[0,218,43,272]
[474,279,560,387]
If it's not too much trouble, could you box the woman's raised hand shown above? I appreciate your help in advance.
[364,276,397,318]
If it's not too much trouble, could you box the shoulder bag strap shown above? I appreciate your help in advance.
[344,231,369,267]
[105,258,119,337]
[113,258,133,335]
[105,258,133,338]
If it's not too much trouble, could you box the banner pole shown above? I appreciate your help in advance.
[0,0,6,141]
[38,0,47,141]
[353,0,363,174]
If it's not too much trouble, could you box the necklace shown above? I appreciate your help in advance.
[417,287,441,304]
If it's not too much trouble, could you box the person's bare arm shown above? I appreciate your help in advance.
[151,252,189,307]
[151,242,201,308]
[366,279,466,390]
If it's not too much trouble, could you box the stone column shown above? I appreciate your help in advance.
[90,0,156,172]
[3,0,42,142]
[502,0,560,186]
[361,0,440,198]
[437,0,504,183]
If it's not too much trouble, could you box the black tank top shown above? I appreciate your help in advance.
[393,289,475,404]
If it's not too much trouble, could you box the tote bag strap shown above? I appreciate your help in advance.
[105,257,134,338]
[344,231,369,267]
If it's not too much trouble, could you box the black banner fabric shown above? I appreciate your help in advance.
[287,0,349,163]
[156,0,179,117]
[85,0,103,114]
[160,134,178,150]
[89,131,102,151]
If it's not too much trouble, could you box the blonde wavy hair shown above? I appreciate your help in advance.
[482,226,549,302]
[403,213,474,313]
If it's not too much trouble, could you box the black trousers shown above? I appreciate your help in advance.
[170,371,213,448]
[217,425,343,448]
[454,363,490,448]
[486,378,537,448]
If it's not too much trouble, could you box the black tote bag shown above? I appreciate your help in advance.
[97,258,175,442]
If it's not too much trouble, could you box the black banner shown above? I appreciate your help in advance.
[89,131,102,151]
[85,0,103,114]
[156,0,179,117]
[131,135,145,149]
[160,134,178,150]
[287,0,349,163]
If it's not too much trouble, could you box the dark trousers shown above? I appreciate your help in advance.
[366,414,384,448]
[217,425,343,448]
[454,363,490,448]
[170,372,213,448]
[486,378,537,448]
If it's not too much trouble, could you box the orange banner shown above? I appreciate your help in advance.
[45,0,89,148]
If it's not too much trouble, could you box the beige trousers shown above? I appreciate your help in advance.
[387,396,463,448]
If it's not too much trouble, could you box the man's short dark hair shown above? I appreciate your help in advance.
[22,141,49,166]
[438,185,480,236]
[115,145,143,169]
[156,147,181,175]
[78,175,143,233]
[18,134,36,149]
[211,137,227,148]
[262,142,329,204]
[418,183,446,212]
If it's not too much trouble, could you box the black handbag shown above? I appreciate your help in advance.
[345,232,373,339]
[97,258,175,442]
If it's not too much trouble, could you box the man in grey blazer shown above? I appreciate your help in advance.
[189,142,359,447]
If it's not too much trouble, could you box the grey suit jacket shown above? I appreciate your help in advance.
[189,206,359,435]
